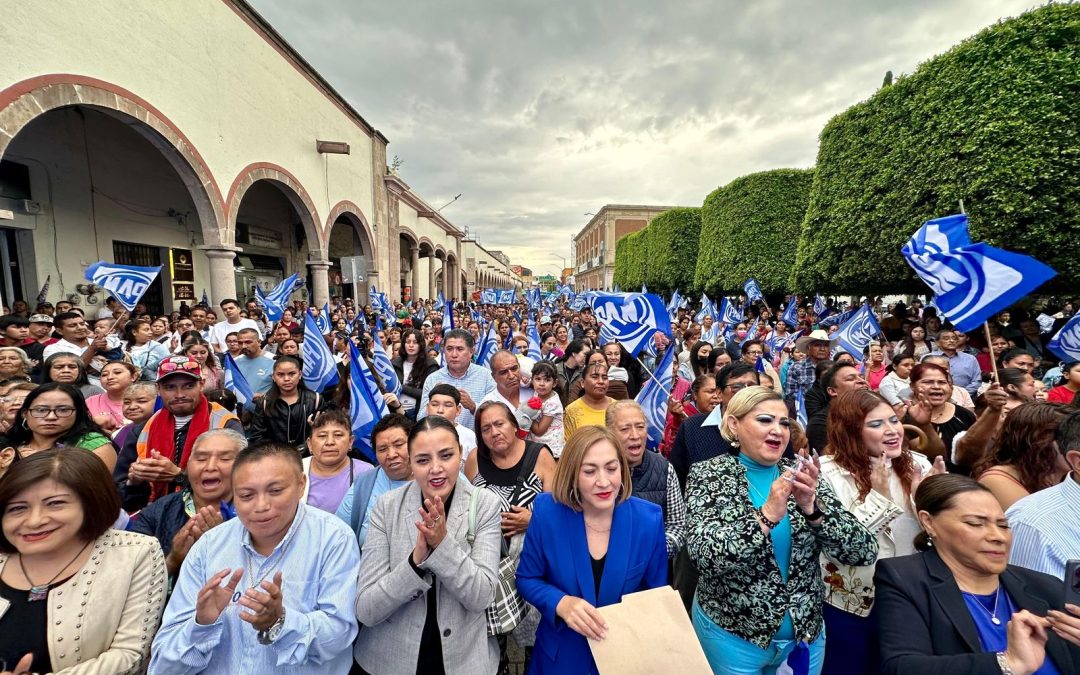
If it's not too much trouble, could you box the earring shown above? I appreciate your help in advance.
[570,486,580,504]
[926,533,934,547]
[731,436,740,448]
[20,418,29,430]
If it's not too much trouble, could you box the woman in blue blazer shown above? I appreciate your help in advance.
[517,425,668,674]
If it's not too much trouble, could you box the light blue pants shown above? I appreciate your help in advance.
[692,599,826,675]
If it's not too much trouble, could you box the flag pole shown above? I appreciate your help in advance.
[983,321,1000,383]
[635,355,673,398]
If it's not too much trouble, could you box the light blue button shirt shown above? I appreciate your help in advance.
[150,503,360,674]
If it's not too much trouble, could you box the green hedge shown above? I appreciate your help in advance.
[792,4,1080,293]
[614,230,645,289]
[694,169,814,295]
[642,207,701,294]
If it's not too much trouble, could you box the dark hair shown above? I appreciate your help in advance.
[121,317,152,350]
[554,339,589,366]
[428,383,461,405]
[5,383,108,449]
[397,329,434,389]
[821,362,859,395]
[974,402,1070,493]
[531,361,557,383]
[219,298,240,308]
[908,362,950,386]
[717,362,758,389]
[691,373,716,395]
[473,401,519,461]
[997,367,1031,400]
[888,351,917,373]
[706,347,729,373]
[182,337,219,369]
[0,449,120,553]
[913,474,992,551]
[308,409,352,435]
[232,442,302,476]
[740,339,764,356]
[1055,409,1080,457]
[826,390,917,500]
[372,413,414,450]
[408,414,460,454]
[0,315,29,331]
[442,328,474,350]
[690,340,713,378]
[262,355,307,409]
[999,348,1030,368]
[204,388,237,413]
[52,311,82,329]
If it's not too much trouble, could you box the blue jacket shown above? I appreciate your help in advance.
[516,493,668,675]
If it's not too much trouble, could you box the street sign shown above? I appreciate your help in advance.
[341,256,367,283]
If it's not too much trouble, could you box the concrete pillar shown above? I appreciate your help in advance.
[198,245,241,305]
[307,258,331,307]
[410,247,420,296]
[428,257,436,300]
[440,259,448,297]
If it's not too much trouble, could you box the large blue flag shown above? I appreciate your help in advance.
[590,292,672,357]
[442,303,455,336]
[254,272,301,321]
[435,291,446,312]
[901,213,1056,332]
[814,295,830,321]
[84,261,162,312]
[371,327,403,398]
[718,297,744,325]
[475,321,499,368]
[744,279,764,304]
[833,304,882,360]
[526,316,543,360]
[781,297,799,327]
[223,353,256,411]
[498,288,517,305]
[1048,310,1080,362]
[348,338,388,461]
[301,311,339,392]
[481,288,497,304]
[694,293,717,324]
[635,343,675,449]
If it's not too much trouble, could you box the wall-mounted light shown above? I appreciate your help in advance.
[316,140,351,155]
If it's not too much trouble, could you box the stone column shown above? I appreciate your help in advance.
[198,245,241,305]
[307,258,331,307]
[410,246,420,296]
[428,257,436,300]
[440,260,448,297]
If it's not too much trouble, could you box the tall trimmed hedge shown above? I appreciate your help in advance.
[614,230,646,289]
[694,169,814,295]
[792,4,1080,293]
[641,207,701,294]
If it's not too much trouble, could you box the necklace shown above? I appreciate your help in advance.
[18,540,92,602]
[241,506,305,595]
[584,520,611,534]
[963,586,1004,625]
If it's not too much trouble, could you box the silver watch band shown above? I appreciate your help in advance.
[996,651,1013,675]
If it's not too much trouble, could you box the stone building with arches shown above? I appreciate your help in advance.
[0,0,520,314]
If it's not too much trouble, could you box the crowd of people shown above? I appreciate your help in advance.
[0,290,1077,674]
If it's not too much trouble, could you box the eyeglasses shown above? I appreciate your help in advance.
[745,350,763,357]
[27,406,76,418]
[724,383,750,392]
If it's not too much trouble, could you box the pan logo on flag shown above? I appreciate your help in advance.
[84,261,162,311]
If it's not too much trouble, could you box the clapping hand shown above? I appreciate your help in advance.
[412,496,448,564]
[238,571,284,632]
[195,568,244,626]
[788,450,821,515]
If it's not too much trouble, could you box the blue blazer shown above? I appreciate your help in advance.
[516,493,668,675]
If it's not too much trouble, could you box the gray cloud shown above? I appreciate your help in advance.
[249,0,1032,277]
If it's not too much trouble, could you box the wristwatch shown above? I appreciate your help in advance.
[799,501,824,521]
[257,608,286,645]
[996,652,1013,675]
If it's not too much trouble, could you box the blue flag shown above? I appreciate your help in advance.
[635,344,675,449]
[371,328,403,398]
[442,303,455,336]
[819,306,856,328]
[1048,310,1080,362]
[795,388,808,428]
[475,322,499,368]
[527,317,543,360]
[814,295,830,321]
[744,279,764,304]
[313,303,331,335]
[739,318,759,346]
[481,288,497,304]
[497,288,517,305]
[369,286,383,311]
[755,356,766,373]
[200,289,209,307]
[694,293,717,324]
[435,291,446,312]
[719,297,744,325]
[255,272,301,321]
[348,339,388,461]
[833,304,882,361]
[222,353,255,411]
[901,213,1056,332]
[416,305,426,322]
[781,297,799,327]
[84,261,162,312]
[301,311,339,392]
[590,292,673,357]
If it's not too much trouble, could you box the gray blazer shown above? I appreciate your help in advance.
[354,478,502,675]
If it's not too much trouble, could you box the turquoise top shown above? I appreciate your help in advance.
[739,453,795,640]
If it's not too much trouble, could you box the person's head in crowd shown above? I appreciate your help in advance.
[99,361,138,397]
[691,340,713,378]
[583,326,598,345]
[28,314,54,342]
[581,360,610,403]
[236,328,262,358]
[122,317,154,349]
[834,352,857,368]
[890,352,917,379]
[0,346,30,381]
[865,342,886,368]
[509,334,529,357]
[156,355,204,417]
[539,331,557,357]
[175,317,195,335]
[557,339,590,370]
[531,361,558,401]
[602,342,623,368]
[122,382,158,425]
[277,338,300,357]
[224,331,240,356]
[987,332,1010,357]
[826,389,917,500]
[0,315,29,347]
[34,302,54,317]
[90,317,114,340]
[997,367,1036,410]
[909,325,928,344]
[909,362,952,409]
[408,415,461,504]
[924,315,942,335]
[203,388,237,413]
[708,348,732,375]
[605,400,650,469]
[788,346,807,362]
[976,402,1070,499]
[53,311,89,344]
[373,414,414,481]
[271,324,291,345]
[187,429,245,508]
[266,355,304,405]
[691,373,721,416]
[149,316,169,339]
[913,474,1009,579]
[426,383,462,422]
[280,308,295,326]
[182,337,218,370]
[10,300,28,317]
[722,386,790,465]
[7,383,103,454]
[230,443,305,554]
[1032,378,1048,402]
[740,340,765,366]
[54,300,73,315]
[219,298,242,323]
[1056,361,1080,389]
[716,362,760,409]
[1,382,36,434]
[474,401,523,462]
[490,350,522,396]
[555,324,569,345]
[42,353,90,387]
[441,329,475,376]
[1056,410,1080,480]
[821,362,869,401]
[550,425,631,512]
[999,348,1035,375]
[398,328,426,363]
[307,410,353,474]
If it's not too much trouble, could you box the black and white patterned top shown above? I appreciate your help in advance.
[472,441,548,512]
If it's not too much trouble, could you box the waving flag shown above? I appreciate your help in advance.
[199,289,209,307]
[694,293,717,324]
[901,213,1056,332]
[498,288,517,305]
[85,261,162,312]
[739,317,760,346]
[795,388,808,428]
[590,292,671,357]
[475,321,499,368]
[312,303,331,335]
[348,339,388,460]
[772,329,803,356]
[744,279,764,304]
[223,353,255,411]
[481,288,497,304]
[701,322,720,345]
[819,306,856,328]
[635,343,675,449]
[253,272,301,321]
[1048,310,1080,362]
[371,327,403,398]
[36,275,51,305]
[526,317,543,360]
[434,291,446,312]
[301,311,339,392]
[781,297,799,327]
[369,286,383,311]
[718,297,744,325]
[641,284,648,294]
[442,303,455,336]
[814,295,830,321]
[416,305,426,322]
[833,304,882,360]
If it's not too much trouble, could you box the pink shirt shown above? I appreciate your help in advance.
[85,393,126,429]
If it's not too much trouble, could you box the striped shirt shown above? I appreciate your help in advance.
[417,363,496,430]
[1006,473,1080,579]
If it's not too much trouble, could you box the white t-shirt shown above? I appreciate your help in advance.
[530,394,565,458]
[456,424,478,463]
[208,319,262,353]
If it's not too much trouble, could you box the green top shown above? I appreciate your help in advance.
[68,431,112,452]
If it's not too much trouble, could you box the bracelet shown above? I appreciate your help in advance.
[757,507,780,530]
[996,651,1013,675]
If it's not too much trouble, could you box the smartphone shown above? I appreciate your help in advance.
[1066,560,1080,607]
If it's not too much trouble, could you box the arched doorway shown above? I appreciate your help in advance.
[398,230,418,302]
[327,208,375,306]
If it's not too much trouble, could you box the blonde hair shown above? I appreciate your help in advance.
[550,425,632,512]
[605,399,645,427]
[720,385,784,442]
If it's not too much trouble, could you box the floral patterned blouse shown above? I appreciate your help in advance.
[685,454,879,648]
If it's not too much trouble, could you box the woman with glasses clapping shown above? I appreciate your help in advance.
[0,383,117,472]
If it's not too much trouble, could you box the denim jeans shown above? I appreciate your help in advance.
[692,599,826,675]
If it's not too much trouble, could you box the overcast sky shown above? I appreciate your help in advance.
[249,0,1032,277]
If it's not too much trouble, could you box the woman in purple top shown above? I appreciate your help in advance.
[302,410,373,513]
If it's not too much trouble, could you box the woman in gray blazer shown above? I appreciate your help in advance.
[354,415,503,675]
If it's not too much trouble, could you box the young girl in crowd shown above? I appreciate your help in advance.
[527,361,565,458]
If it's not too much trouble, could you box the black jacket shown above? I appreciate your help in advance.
[247,389,332,449]
[874,548,1079,675]
[391,356,439,403]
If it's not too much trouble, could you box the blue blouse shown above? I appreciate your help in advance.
[963,588,1060,675]
[738,453,795,640]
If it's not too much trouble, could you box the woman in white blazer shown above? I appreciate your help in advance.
[354,415,503,675]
